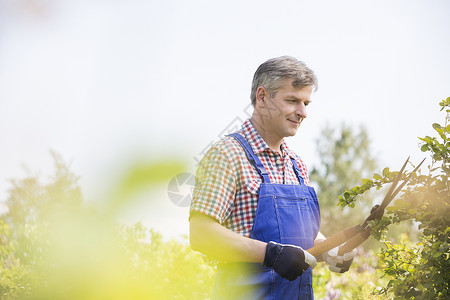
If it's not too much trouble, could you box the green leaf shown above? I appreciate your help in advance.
[432,123,442,130]
[421,144,429,152]
[362,178,373,185]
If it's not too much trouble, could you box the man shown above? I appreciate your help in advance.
[189,56,355,299]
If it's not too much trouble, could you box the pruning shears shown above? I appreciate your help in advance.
[307,157,426,258]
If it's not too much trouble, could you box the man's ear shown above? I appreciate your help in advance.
[255,86,268,108]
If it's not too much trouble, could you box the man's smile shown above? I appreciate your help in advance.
[287,119,301,126]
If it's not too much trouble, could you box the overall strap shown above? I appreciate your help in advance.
[290,158,305,185]
[228,133,271,183]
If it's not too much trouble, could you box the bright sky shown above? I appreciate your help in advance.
[0,0,449,239]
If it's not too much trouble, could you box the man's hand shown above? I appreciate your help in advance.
[321,246,356,273]
[263,241,317,281]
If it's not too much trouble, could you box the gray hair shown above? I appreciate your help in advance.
[250,56,318,106]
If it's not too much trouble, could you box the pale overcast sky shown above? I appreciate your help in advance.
[0,0,449,238]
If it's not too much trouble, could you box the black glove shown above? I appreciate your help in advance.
[263,241,317,281]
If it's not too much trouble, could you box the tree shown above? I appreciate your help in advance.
[310,123,377,236]
[4,151,82,232]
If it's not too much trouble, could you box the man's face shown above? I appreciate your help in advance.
[259,80,312,140]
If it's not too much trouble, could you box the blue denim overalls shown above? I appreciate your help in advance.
[212,133,321,300]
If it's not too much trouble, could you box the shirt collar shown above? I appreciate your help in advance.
[240,119,295,159]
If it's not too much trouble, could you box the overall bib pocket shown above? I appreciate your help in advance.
[273,196,314,248]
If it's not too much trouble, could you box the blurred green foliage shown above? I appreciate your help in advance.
[104,158,187,216]
[0,154,214,299]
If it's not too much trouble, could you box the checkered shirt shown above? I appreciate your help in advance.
[190,119,310,237]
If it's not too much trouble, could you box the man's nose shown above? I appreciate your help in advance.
[296,102,307,119]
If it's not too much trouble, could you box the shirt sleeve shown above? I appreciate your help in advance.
[189,145,236,224]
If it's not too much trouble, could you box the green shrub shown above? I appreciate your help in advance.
[337,97,450,299]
